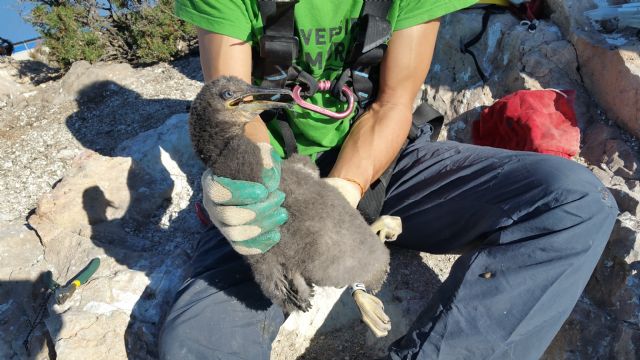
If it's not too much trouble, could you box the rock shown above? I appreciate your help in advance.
[425,12,594,143]
[25,115,200,359]
[601,139,640,180]
[547,0,640,140]
[29,151,172,240]
[543,298,618,360]
[0,221,44,279]
[115,113,204,228]
[51,61,135,105]
[609,186,640,216]
[587,213,640,309]
[0,63,31,108]
[0,221,50,359]
[581,122,622,165]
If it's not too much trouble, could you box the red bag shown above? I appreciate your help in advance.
[472,89,580,159]
[509,0,545,22]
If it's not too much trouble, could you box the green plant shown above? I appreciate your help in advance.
[25,0,196,69]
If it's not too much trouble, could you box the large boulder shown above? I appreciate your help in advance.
[547,0,640,140]
[23,114,201,359]
[49,61,135,106]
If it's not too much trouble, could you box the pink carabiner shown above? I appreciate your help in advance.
[291,83,356,120]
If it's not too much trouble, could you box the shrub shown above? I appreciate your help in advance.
[25,0,196,69]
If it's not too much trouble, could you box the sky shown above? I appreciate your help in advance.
[0,1,39,43]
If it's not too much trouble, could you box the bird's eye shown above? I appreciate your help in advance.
[221,90,234,100]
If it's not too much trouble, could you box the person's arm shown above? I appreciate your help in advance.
[197,27,270,143]
[328,20,441,195]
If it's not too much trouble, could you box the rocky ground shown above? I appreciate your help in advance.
[1,0,639,359]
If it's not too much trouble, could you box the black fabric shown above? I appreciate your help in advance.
[409,102,444,142]
[357,156,398,224]
[361,0,393,17]
[275,118,298,157]
[255,0,298,156]
[159,138,617,360]
[259,109,298,157]
[0,37,13,57]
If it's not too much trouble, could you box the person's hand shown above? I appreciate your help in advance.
[323,177,363,208]
[201,144,288,255]
[353,288,391,337]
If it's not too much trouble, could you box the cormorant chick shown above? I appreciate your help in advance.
[189,76,390,314]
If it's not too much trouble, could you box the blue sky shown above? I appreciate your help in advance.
[1,2,39,42]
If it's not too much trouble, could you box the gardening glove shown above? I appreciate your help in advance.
[370,215,403,242]
[202,143,288,255]
[352,285,391,338]
[323,177,363,208]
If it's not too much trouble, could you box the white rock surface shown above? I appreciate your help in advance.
[12,115,202,359]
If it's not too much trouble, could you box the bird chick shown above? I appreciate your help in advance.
[189,76,391,316]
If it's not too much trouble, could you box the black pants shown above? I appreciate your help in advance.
[159,137,618,360]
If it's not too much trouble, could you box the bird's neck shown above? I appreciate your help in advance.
[195,115,246,170]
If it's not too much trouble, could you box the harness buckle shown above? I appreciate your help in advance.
[259,35,299,62]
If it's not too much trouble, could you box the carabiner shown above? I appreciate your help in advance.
[291,82,356,120]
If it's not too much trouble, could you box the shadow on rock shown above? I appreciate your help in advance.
[26,81,207,358]
[12,59,62,85]
[66,80,191,156]
[167,54,204,83]
[1,272,57,359]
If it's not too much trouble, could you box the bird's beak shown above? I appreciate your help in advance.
[226,86,294,112]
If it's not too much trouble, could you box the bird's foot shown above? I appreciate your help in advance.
[352,289,391,337]
[370,215,402,242]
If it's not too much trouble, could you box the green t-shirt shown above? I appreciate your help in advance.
[176,0,476,158]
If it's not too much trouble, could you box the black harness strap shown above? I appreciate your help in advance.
[256,0,299,157]
[275,118,298,158]
[257,0,299,89]
[333,0,392,111]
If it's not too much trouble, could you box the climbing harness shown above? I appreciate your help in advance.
[22,258,101,355]
[254,0,394,157]
[253,0,449,223]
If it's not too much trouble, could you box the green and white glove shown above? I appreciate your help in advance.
[201,143,288,255]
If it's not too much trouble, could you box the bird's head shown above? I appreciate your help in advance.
[189,76,293,168]
[191,76,293,125]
